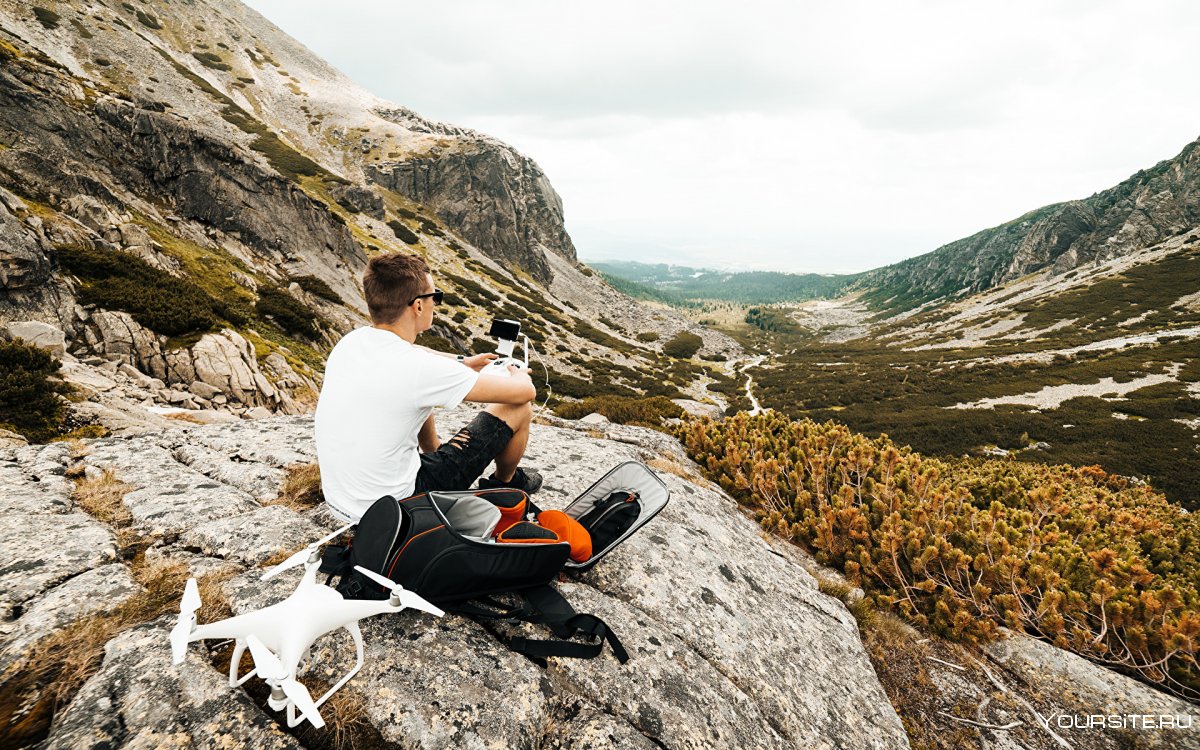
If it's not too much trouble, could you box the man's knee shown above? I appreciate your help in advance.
[485,401,532,432]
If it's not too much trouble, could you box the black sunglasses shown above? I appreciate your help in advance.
[409,289,444,306]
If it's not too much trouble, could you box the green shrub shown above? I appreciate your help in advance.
[0,340,69,442]
[32,6,59,29]
[452,311,468,324]
[291,275,343,304]
[56,247,219,336]
[744,307,798,333]
[572,319,625,349]
[547,369,638,400]
[416,332,459,354]
[662,331,703,359]
[555,395,683,427]
[135,10,161,29]
[446,273,500,305]
[191,51,231,72]
[636,331,660,342]
[387,220,419,245]
[255,286,318,338]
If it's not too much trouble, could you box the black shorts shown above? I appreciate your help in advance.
[414,411,514,493]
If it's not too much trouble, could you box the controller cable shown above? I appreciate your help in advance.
[523,335,553,418]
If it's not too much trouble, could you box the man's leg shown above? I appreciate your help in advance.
[484,401,532,482]
[414,404,534,494]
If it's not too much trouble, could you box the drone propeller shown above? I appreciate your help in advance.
[245,635,325,729]
[260,524,351,581]
[352,566,445,617]
[170,578,201,665]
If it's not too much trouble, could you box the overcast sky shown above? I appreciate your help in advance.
[245,0,1200,274]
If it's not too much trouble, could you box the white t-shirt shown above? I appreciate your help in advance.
[315,327,479,522]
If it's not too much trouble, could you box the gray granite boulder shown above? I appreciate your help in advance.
[43,621,302,750]
[4,320,65,356]
[0,564,141,674]
[0,513,117,619]
[5,410,914,749]
[202,409,910,749]
[81,441,259,539]
[984,630,1200,750]
[172,443,286,502]
[180,504,324,566]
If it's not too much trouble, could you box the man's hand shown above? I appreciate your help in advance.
[463,353,498,372]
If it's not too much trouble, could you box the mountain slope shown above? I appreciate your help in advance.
[0,0,742,437]
[852,138,1200,312]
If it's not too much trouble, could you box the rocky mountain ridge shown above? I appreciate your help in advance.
[852,137,1200,313]
[0,0,741,440]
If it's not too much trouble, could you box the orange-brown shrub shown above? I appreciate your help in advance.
[678,411,1200,698]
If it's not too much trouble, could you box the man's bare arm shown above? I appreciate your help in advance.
[418,414,439,452]
[464,367,535,405]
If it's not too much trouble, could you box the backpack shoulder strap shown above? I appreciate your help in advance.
[506,584,629,664]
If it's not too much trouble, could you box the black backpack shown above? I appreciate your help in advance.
[323,461,670,664]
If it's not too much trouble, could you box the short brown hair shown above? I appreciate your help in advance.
[363,253,430,324]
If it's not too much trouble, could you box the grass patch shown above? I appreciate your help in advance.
[72,468,146,559]
[249,326,327,375]
[212,642,382,750]
[0,561,194,747]
[269,463,324,511]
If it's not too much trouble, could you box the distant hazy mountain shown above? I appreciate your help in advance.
[591,261,859,304]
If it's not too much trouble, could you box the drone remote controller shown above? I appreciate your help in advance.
[484,318,528,378]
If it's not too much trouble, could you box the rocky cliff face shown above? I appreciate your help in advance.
[0,408,909,749]
[854,137,1200,311]
[368,109,578,284]
[0,0,739,438]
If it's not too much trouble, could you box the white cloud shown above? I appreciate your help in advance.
[246,0,1200,273]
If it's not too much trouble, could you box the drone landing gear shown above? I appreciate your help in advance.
[230,623,367,728]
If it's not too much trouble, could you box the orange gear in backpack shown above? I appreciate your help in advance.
[537,510,592,563]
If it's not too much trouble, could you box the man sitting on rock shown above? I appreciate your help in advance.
[315,252,541,524]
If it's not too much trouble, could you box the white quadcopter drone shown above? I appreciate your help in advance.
[169,525,443,729]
